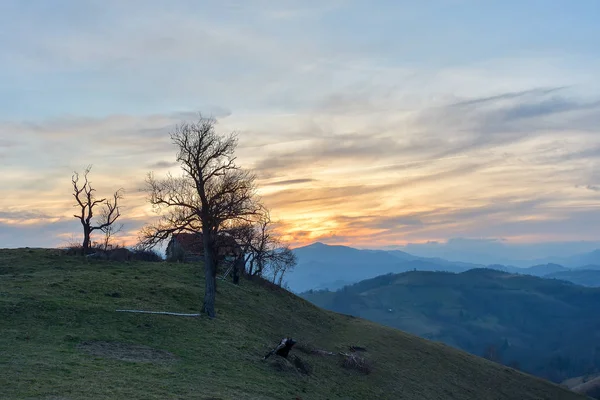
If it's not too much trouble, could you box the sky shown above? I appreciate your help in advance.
[2,0,600,256]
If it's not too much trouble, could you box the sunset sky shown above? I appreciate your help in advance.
[2,1,600,252]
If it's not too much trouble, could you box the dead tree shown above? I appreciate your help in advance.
[140,115,260,318]
[72,166,123,254]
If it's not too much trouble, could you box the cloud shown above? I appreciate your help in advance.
[334,214,424,230]
[264,182,396,210]
[0,210,56,223]
[449,87,567,107]
[0,214,152,249]
[2,2,600,249]
[4,87,600,250]
[263,178,316,186]
[0,219,79,248]
[148,161,179,170]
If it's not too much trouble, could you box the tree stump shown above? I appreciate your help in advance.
[263,337,296,360]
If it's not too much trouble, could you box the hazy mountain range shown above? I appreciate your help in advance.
[396,239,600,267]
[286,242,600,292]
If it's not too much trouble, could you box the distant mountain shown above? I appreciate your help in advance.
[377,249,417,261]
[398,239,600,267]
[521,263,570,276]
[287,242,600,292]
[484,263,600,286]
[287,242,483,292]
[545,269,600,287]
[574,264,600,271]
[527,249,600,268]
[286,242,411,292]
[563,250,600,267]
[302,269,600,383]
[485,263,569,276]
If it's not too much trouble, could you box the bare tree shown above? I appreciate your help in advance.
[99,206,124,251]
[140,115,259,318]
[230,209,297,286]
[269,246,297,287]
[240,209,275,277]
[72,166,123,254]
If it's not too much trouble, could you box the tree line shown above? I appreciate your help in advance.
[70,115,297,318]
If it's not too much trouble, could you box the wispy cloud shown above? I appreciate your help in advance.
[147,161,179,170]
[1,1,600,249]
[263,178,317,186]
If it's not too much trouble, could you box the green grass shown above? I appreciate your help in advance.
[303,269,600,382]
[0,249,586,399]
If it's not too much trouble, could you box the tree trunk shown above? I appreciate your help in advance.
[201,228,217,318]
[248,259,254,276]
[232,255,242,285]
[82,226,91,255]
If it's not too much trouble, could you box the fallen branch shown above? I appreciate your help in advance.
[311,349,336,356]
[116,309,200,317]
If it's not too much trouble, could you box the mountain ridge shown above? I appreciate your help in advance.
[301,267,600,384]
[288,242,600,291]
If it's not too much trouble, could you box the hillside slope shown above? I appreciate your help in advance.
[563,373,600,399]
[302,269,600,383]
[0,249,586,400]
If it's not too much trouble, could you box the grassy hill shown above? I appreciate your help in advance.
[302,269,600,383]
[0,249,587,400]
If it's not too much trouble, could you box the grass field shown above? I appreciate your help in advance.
[0,248,587,399]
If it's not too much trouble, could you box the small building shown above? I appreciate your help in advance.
[165,232,242,263]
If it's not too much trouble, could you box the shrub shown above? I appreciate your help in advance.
[131,249,163,262]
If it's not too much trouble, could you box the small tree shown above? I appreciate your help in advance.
[99,206,124,251]
[229,209,296,286]
[483,344,501,363]
[140,115,260,318]
[72,166,123,254]
[269,246,297,286]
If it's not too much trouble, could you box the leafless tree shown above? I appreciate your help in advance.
[268,245,297,286]
[140,115,260,318]
[99,206,124,251]
[72,166,123,254]
[228,209,296,286]
[240,209,275,277]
